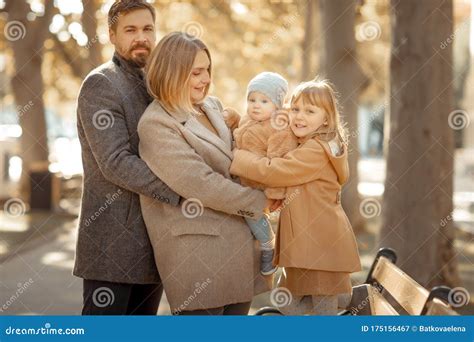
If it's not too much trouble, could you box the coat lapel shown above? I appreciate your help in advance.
[154,97,234,160]
[201,99,233,148]
[184,116,234,161]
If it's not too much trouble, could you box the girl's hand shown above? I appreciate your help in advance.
[265,198,283,212]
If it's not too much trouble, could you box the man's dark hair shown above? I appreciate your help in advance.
[108,0,156,31]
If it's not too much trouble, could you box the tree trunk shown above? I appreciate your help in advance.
[6,0,54,200]
[380,0,460,288]
[301,0,315,80]
[319,0,366,232]
[82,0,102,70]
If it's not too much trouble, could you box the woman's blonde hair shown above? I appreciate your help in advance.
[290,78,347,144]
[146,32,212,115]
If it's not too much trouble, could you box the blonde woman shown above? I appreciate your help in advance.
[137,32,275,315]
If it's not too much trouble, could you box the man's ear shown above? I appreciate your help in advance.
[109,28,116,44]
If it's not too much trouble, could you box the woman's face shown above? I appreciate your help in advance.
[189,50,211,104]
[289,98,327,137]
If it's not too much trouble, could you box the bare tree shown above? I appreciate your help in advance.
[380,0,460,287]
[319,0,368,232]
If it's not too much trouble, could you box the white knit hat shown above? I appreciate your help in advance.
[246,72,288,108]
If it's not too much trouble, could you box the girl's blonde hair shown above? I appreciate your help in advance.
[290,78,347,144]
[146,32,212,115]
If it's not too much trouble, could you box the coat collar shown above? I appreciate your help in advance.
[156,98,234,160]
[296,127,337,145]
[112,51,145,82]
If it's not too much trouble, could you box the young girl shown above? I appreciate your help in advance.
[230,79,362,315]
[225,72,298,276]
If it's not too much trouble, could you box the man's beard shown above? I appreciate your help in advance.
[130,52,148,68]
[121,43,151,68]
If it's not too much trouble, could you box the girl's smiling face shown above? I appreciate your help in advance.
[289,98,327,137]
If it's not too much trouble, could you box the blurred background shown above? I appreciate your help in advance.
[0,0,473,315]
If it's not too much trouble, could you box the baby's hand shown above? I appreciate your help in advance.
[223,107,241,131]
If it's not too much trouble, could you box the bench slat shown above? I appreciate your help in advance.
[370,287,399,315]
[372,256,429,315]
[426,298,458,316]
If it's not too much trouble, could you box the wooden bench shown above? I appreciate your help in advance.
[255,248,458,316]
[342,248,458,315]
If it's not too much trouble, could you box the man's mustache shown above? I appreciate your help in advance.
[129,43,150,53]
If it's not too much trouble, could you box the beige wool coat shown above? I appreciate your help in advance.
[137,96,271,312]
[233,116,298,199]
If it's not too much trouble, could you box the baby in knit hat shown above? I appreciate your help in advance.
[225,72,298,275]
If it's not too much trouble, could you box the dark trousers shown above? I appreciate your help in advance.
[82,279,163,315]
[175,301,252,315]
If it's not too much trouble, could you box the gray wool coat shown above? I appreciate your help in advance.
[74,52,179,284]
[138,97,271,312]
